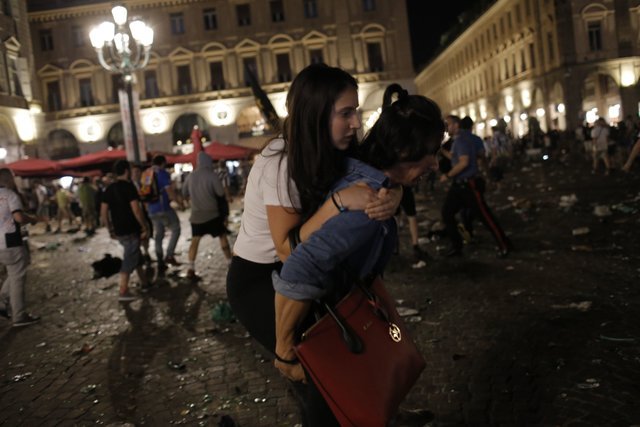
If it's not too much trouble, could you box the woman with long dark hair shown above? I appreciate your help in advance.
[226,64,401,356]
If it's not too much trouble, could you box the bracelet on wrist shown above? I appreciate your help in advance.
[274,353,299,365]
[331,192,347,213]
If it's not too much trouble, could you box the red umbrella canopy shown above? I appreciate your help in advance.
[57,149,127,169]
[4,158,60,177]
[164,142,255,165]
[204,142,254,160]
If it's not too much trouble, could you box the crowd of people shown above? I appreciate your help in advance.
[2,60,640,425]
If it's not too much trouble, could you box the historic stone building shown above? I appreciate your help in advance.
[26,0,414,159]
[0,0,39,164]
[415,0,640,138]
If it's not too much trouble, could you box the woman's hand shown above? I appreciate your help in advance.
[365,186,403,220]
[336,182,377,211]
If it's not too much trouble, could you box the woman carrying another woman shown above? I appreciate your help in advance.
[273,86,445,425]
[226,64,400,355]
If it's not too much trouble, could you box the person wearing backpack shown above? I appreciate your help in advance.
[146,155,183,271]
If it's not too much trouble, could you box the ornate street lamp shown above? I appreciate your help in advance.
[89,5,153,164]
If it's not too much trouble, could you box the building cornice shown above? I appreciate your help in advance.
[28,0,206,23]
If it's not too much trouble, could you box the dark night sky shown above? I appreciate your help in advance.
[406,0,485,72]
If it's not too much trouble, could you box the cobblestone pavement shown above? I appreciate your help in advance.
[1,151,640,426]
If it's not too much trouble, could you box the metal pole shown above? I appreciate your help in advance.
[125,76,141,165]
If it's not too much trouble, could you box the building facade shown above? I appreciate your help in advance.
[415,0,640,139]
[0,0,39,164]
[26,0,414,159]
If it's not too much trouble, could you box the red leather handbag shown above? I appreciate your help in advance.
[294,276,426,427]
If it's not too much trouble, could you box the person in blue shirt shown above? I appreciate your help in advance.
[146,155,183,270]
[458,115,487,242]
[439,115,511,257]
[272,88,444,425]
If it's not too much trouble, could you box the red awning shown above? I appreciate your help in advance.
[57,149,127,169]
[4,158,61,177]
[165,142,256,165]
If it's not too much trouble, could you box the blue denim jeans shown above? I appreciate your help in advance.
[149,209,181,261]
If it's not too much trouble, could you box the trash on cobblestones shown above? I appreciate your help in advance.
[599,335,636,343]
[211,301,235,323]
[571,245,593,252]
[551,301,592,311]
[42,242,61,250]
[417,237,430,245]
[202,394,212,403]
[72,343,94,356]
[405,316,422,323]
[559,194,578,209]
[577,378,600,389]
[12,372,32,382]
[167,361,187,371]
[81,384,97,394]
[572,227,590,236]
[35,342,47,348]
[397,307,419,317]
[611,203,638,214]
[253,397,267,403]
[509,289,524,296]
[593,205,612,217]
[412,260,427,269]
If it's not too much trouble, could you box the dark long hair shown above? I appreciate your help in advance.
[281,63,358,218]
[359,84,444,169]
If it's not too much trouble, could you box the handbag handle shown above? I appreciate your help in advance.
[322,302,364,354]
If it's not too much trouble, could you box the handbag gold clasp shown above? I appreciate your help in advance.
[389,323,402,342]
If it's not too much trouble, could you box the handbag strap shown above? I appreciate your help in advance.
[321,301,363,354]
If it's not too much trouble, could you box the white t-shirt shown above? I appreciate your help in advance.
[0,187,22,250]
[233,138,301,263]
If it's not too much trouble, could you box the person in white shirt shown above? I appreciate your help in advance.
[0,168,41,327]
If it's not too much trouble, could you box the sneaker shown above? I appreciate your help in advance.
[118,291,138,302]
[164,255,181,266]
[12,314,41,327]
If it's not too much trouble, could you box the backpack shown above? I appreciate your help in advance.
[139,167,160,203]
